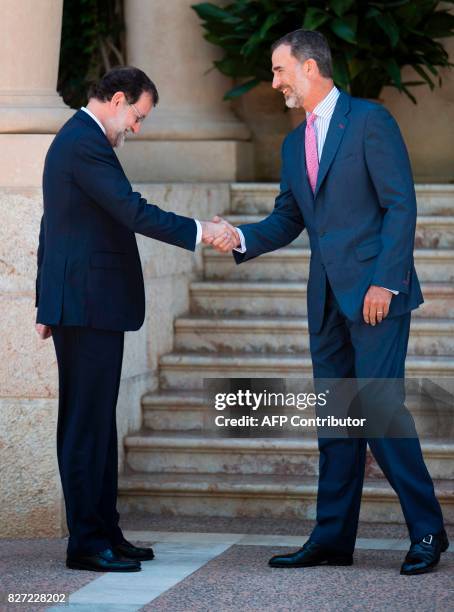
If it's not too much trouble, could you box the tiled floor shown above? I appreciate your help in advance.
[1,523,452,611]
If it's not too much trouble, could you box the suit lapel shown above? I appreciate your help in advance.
[314,91,351,198]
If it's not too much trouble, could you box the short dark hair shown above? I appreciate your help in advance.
[271,29,333,79]
[88,66,159,106]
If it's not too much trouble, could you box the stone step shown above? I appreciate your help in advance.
[117,472,454,523]
[142,390,453,438]
[223,214,454,249]
[203,247,454,282]
[230,183,454,216]
[143,391,212,432]
[190,281,454,319]
[124,431,454,481]
[159,353,454,389]
[174,315,454,356]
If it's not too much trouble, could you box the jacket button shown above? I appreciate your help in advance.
[319,231,326,237]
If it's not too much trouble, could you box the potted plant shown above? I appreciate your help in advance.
[192,1,454,178]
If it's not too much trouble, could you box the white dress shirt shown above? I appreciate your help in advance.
[233,89,398,294]
[80,107,202,245]
[81,106,106,134]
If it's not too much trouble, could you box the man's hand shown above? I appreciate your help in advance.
[35,323,52,340]
[363,286,393,325]
[201,216,240,253]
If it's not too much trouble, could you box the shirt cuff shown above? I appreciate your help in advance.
[194,219,202,246]
[382,287,399,295]
[233,228,246,253]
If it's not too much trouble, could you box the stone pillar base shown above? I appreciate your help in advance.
[0,92,73,134]
[117,140,254,182]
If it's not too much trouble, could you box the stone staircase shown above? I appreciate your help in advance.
[118,184,454,524]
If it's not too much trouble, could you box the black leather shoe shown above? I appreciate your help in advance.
[400,529,449,575]
[268,540,353,568]
[66,547,141,572]
[113,538,155,561]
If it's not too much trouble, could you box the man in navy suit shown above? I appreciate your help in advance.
[35,66,237,572]
[212,30,448,575]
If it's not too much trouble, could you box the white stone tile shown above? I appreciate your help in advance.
[61,540,233,610]
[124,529,243,545]
[355,537,410,551]
[239,534,309,547]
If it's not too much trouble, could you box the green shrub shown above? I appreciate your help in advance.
[192,0,454,102]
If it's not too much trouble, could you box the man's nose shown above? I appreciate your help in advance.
[131,122,140,134]
[272,76,280,90]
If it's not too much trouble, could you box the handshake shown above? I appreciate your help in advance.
[200,216,241,253]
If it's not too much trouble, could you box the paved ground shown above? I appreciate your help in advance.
[1,516,452,611]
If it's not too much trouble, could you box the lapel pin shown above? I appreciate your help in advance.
[339,123,345,129]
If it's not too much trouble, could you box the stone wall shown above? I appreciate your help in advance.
[381,38,454,183]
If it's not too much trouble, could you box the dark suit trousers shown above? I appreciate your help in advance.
[51,326,125,556]
[309,279,444,553]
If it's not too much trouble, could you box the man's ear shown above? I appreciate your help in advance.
[110,91,125,109]
[305,59,316,75]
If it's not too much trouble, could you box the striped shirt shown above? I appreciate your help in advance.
[307,86,340,161]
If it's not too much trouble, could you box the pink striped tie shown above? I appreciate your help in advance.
[305,113,319,193]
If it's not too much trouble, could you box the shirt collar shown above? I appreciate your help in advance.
[307,86,340,120]
[81,106,106,134]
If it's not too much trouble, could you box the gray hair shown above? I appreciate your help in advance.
[271,29,333,79]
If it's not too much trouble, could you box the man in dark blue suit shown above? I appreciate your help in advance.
[213,30,448,575]
[35,66,237,572]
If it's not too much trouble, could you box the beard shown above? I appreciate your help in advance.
[105,109,129,148]
[114,130,127,148]
[281,67,306,109]
[284,93,299,108]
[282,88,303,109]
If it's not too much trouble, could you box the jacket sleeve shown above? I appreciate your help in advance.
[233,137,305,264]
[35,214,45,307]
[364,106,416,294]
[72,135,197,251]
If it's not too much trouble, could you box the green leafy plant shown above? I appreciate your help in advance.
[58,0,126,109]
[192,0,454,103]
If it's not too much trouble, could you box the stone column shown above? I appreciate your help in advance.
[0,0,72,134]
[121,0,253,181]
[0,0,73,187]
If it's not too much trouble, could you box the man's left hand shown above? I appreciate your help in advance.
[363,286,393,325]
[35,323,52,339]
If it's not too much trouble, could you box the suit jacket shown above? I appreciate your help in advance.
[36,109,197,331]
[233,91,423,334]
